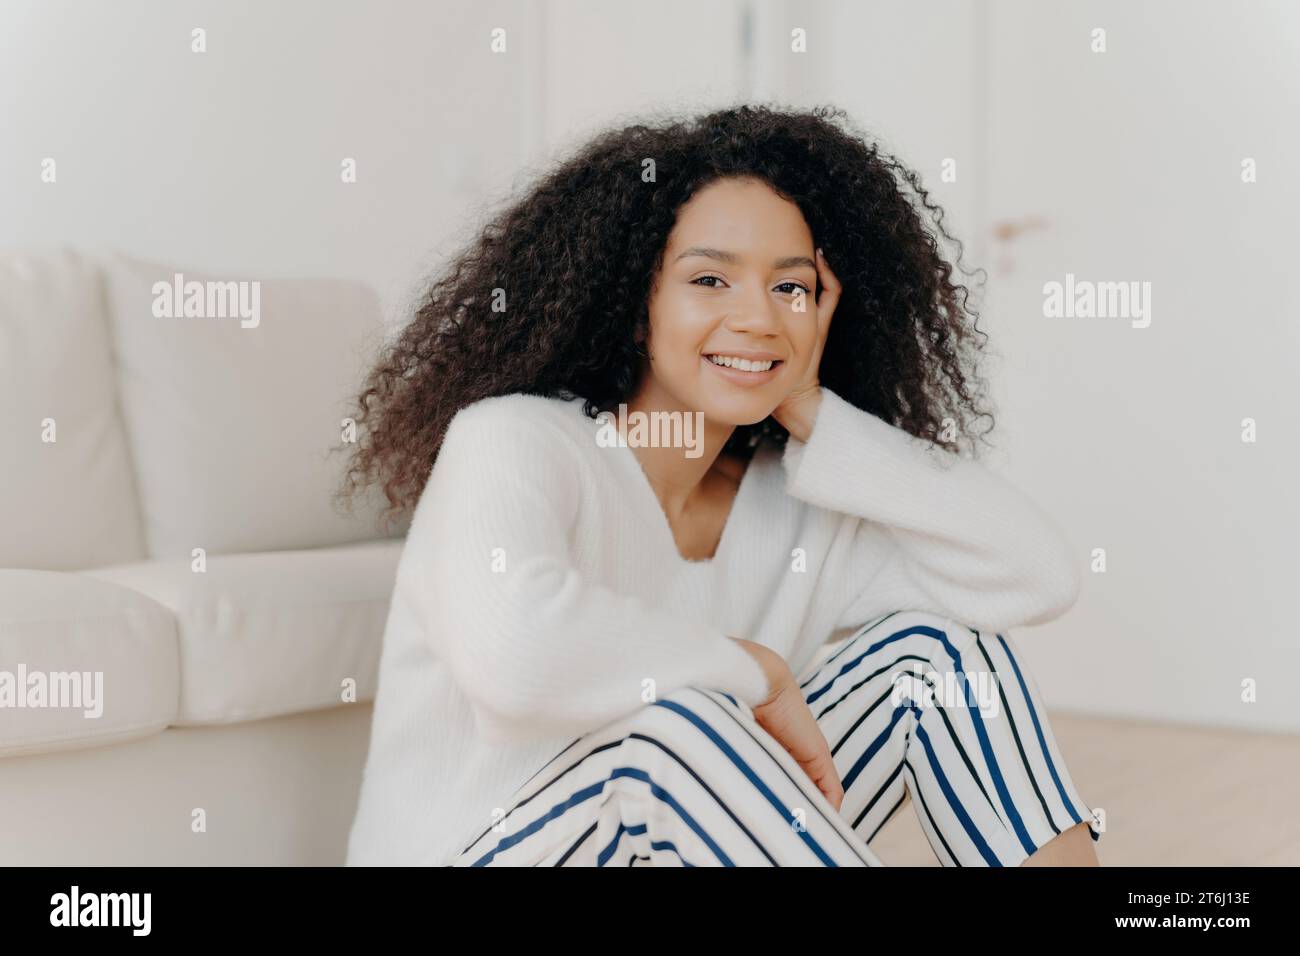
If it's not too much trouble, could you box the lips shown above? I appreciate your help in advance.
[704,353,777,372]
[700,353,783,388]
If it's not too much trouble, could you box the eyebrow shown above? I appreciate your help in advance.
[674,247,815,270]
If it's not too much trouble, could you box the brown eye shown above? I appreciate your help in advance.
[691,275,725,288]
[774,281,810,295]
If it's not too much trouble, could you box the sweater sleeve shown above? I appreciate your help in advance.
[780,387,1082,634]
[407,397,772,744]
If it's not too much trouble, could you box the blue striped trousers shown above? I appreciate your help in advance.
[452,609,1101,866]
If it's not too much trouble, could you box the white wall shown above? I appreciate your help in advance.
[0,0,547,323]
[980,0,1300,733]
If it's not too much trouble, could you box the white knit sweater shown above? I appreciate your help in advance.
[345,386,1081,866]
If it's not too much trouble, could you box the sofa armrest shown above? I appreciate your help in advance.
[0,570,178,758]
[81,539,404,725]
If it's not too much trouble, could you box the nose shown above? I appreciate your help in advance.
[719,281,783,338]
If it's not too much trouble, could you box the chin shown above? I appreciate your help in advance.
[696,393,779,428]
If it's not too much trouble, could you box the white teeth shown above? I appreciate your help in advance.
[707,354,775,372]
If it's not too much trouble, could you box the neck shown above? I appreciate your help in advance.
[620,380,737,521]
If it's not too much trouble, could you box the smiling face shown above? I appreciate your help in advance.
[635,175,821,427]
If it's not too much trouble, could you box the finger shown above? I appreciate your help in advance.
[801,762,834,808]
[816,757,845,807]
[812,764,842,802]
[803,751,841,798]
[814,248,841,332]
[822,768,845,807]
[815,247,842,297]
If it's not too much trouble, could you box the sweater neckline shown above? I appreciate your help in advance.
[614,438,761,570]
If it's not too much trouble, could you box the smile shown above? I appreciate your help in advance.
[702,353,784,387]
[705,354,779,372]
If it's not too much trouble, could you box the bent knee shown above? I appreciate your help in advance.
[611,685,751,757]
[842,608,986,662]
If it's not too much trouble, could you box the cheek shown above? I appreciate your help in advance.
[790,316,820,358]
[648,292,716,356]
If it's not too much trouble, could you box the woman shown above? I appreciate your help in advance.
[339,104,1101,867]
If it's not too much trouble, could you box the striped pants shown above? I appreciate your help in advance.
[452,609,1101,866]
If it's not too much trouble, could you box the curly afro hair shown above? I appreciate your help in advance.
[339,103,994,528]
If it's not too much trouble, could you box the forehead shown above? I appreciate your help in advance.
[666,177,812,252]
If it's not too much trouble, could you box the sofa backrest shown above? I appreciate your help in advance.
[0,248,148,569]
[0,247,404,570]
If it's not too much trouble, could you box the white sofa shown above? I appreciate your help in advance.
[0,248,406,864]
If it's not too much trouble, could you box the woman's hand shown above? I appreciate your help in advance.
[734,638,845,813]
[771,247,841,443]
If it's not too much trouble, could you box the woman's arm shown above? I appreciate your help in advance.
[779,386,1082,634]
[408,397,771,744]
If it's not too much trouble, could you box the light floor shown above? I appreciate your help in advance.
[868,712,1300,866]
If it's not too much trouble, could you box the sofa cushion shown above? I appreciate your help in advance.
[0,248,148,570]
[0,570,178,758]
[100,252,401,559]
[82,539,404,724]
